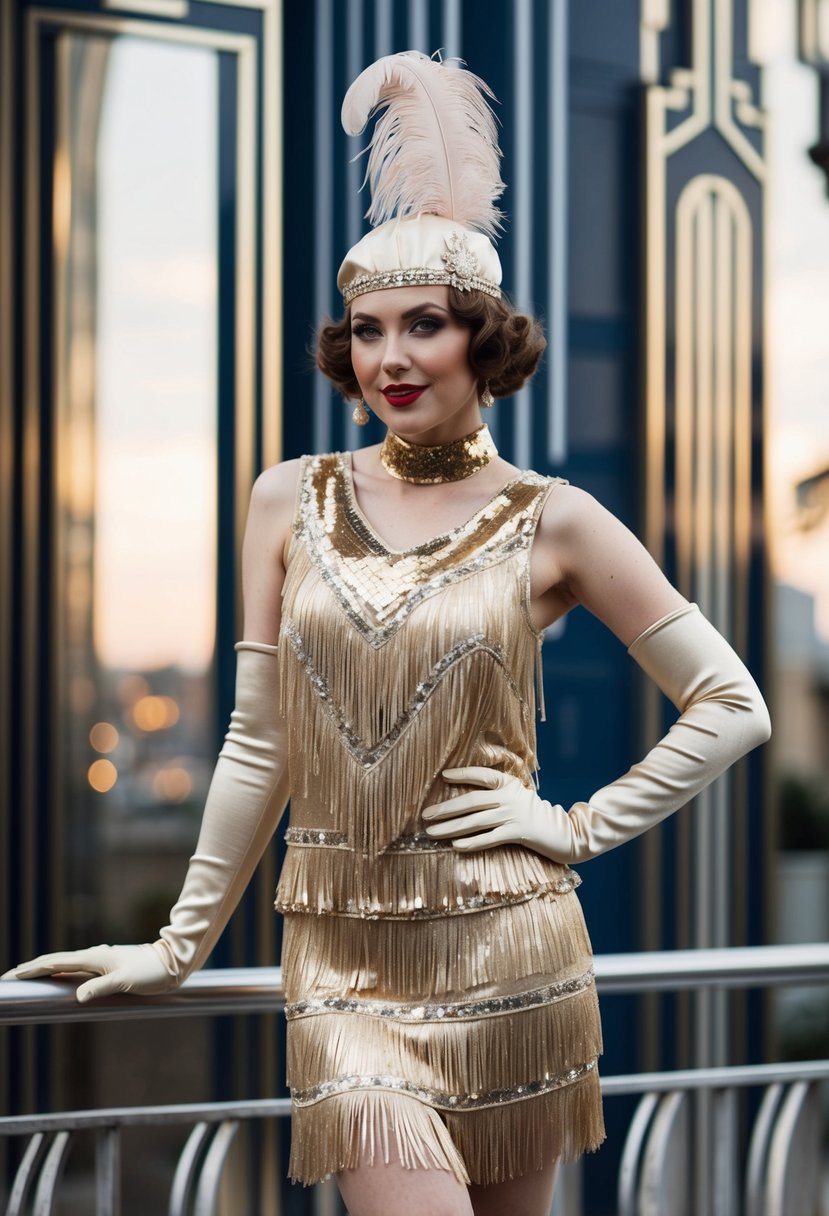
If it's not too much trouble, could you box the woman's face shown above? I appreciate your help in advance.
[349,285,481,444]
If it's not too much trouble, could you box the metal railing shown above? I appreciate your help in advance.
[2,943,828,1216]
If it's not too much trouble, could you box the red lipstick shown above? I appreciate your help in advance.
[380,384,427,407]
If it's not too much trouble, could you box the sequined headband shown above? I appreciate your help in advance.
[338,217,502,305]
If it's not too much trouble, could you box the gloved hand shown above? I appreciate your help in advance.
[422,603,771,864]
[2,943,177,998]
[1,642,290,1002]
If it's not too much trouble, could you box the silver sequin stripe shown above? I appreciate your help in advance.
[291,1059,598,1110]
[276,875,581,920]
[341,267,502,305]
[282,621,527,768]
[285,827,350,847]
[285,828,450,851]
[286,966,594,1022]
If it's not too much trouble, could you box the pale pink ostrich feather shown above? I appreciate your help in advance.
[341,50,506,238]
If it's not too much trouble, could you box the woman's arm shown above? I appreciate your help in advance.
[529,483,688,643]
[423,484,771,862]
[2,459,302,998]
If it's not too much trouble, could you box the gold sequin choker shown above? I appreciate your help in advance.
[379,422,498,484]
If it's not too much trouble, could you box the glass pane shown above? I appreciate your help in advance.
[762,6,829,1060]
[55,32,218,948]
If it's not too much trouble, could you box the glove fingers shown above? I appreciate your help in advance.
[442,766,504,788]
[425,809,505,838]
[6,953,103,979]
[76,975,121,1003]
[451,828,509,851]
[425,791,501,819]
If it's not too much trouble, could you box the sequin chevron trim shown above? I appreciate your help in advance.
[282,620,527,768]
[291,453,557,649]
[291,1059,597,1110]
[342,266,501,305]
[286,967,594,1022]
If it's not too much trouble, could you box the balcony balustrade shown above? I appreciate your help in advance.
[1,943,828,1216]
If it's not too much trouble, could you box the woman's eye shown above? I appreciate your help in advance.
[350,317,442,339]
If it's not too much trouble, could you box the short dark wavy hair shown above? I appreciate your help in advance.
[313,287,547,402]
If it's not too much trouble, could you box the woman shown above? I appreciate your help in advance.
[3,52,770,1216]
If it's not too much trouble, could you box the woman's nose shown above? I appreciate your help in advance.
[381,334,412,374]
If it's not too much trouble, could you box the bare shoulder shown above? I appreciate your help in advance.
[536,480,609,543]
[244,457,304,571]
[250,456,304,513]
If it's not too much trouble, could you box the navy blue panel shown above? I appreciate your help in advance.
[570,1,639,68]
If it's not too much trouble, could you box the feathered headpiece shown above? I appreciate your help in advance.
[336,51,506,305]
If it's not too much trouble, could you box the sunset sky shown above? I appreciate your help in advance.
[763,0,829,640]
[93,39,217,673]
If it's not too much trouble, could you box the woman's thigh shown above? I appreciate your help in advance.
[468,1161,559,1216]
[335,1159,474,1216]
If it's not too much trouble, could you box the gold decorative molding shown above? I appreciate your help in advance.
[101,0,188,16]
[641,0,766,178]
[640,0,671,84]
[641,0,767,589]
[674,174,753,647]
[638,0,768,1083]
[0,0,13,1129]
[799,0,829,64]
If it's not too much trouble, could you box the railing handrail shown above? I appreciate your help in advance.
[1,942,827,1026]
[1,1061,828,1135]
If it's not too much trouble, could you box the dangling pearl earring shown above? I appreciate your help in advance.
[352,398,370,425]
[481,382,494,409]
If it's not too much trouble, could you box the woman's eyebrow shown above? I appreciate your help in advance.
[351,303,449,322]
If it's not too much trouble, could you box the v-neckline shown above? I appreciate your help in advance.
[341,451,526,557]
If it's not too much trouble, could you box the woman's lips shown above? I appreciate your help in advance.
[380,386,426,407]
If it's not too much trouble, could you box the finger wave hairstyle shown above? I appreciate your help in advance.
[313,287,547,402]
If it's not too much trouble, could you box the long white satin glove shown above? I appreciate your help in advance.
[1,643,290,1002]
[422,603,771,864]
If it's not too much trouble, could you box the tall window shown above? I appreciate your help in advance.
[55,34,219,946]
[761,1,829,1057]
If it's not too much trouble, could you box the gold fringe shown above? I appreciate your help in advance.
[443,1067,606,1184]
[286,1068,605,1187]
[281,889,593,999]
[278,544,545,859]
[288,1089,472,1186]
[274,841,578,917]
[286,985,603,1095]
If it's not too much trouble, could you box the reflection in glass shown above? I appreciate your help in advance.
[55,33,218,946]
[762,5,829,1064]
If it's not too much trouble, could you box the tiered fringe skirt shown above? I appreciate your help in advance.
[281,884,606,1186]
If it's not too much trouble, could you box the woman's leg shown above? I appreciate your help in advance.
[468,1161,559,1216]
[335,1158,474,1216]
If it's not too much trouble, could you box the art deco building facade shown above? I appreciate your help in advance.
[2,2,827,1212]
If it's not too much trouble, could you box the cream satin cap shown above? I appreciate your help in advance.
[337,214,502,304]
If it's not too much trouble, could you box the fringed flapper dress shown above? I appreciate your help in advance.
[276,452,606,1185]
